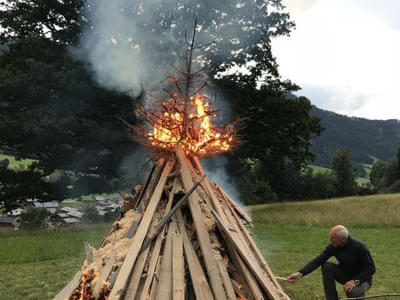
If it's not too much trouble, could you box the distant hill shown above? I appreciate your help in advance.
[310,106,400,167]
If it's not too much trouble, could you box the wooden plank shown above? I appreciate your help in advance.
[176,210,214,300]
[149,258,162,300]
[126,212,144,238]
[139,158,166,208]
[227,197,286,294]
[109,159,175,300]
[92,251,116,298]
[154,221,174,300]
[233,249,265,300]
[212,210,282,300]
[216,257,236,300]
[52,271,82,300]
[172,224,185,300]
[217,184,252,224]
[136,228,165,300]
[141,175,204,251]
[176,147,226,300]
[137,180,178,300]
[192,157,225,216]
[124,244,151,300]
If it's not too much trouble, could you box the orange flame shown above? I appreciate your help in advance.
[235,284,248,300]
[144,93,236,156]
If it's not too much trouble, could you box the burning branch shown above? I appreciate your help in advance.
[125,19,242,157]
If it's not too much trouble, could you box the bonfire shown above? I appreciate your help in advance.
[53,21,290,300]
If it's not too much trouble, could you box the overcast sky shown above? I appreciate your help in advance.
[272,0,400,120]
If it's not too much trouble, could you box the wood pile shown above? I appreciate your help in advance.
[53,148,291,300]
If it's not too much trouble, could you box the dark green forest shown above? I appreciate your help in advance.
[1,0,400,212]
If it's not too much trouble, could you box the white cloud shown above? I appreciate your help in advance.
[273,0,400,120]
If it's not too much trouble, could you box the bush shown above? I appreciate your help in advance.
[20,207,49,230]
[82,203,102,224]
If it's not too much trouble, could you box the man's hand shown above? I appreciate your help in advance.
[286,272,303,283]
[343,280,356,293]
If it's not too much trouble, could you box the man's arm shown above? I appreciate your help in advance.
[299,244,333,276]
[287,245,333,283]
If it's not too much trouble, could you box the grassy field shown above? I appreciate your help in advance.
[0,225,109,300]
[308,164,371,185]
[1,194,399,300]
[250,193,400,299]
[0,153,37,170]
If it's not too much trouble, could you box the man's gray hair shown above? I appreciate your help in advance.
[336,228,349,238]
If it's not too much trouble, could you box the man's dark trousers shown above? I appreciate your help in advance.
[322,262,371,300]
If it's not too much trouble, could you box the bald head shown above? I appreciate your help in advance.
[330,225,349,247]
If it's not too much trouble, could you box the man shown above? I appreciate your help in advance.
[287,225,375,300]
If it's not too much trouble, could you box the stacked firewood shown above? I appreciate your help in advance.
[53,148,290,300]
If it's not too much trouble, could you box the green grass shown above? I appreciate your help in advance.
[1,194,400,300]
[250,194,400,299]
[0,225,109,300]
[308,164,331,174]
[0,153,37,170]
[309,164,371,185]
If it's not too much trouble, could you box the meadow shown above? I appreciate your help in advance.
[0,194,399,300]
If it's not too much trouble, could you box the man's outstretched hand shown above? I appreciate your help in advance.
[287,272,303,283]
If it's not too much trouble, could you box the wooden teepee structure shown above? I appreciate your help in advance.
[53,20,291,300]
[54,151,290,300]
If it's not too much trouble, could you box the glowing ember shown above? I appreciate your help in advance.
[235,284,248,300]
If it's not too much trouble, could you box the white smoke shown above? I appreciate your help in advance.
[202,156,250,215]
[71,0,179,94]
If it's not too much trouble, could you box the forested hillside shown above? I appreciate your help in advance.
[311,106,400,166]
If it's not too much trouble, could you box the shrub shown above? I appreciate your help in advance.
[20,207,49,229]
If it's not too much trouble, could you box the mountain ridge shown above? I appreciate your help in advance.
[310,106,400,167]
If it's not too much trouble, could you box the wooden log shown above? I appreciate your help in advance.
[176,147,226,300]
[212,210,283,300]
[136,178,178,300]
[154,221,175,300]
[92,251,116,299]
[176,210,214,300]
[109,159,175,300]
[172,224,185,300]
[52,271,82,300]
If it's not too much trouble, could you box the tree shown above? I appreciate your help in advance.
[331,148,357,196]
[0,38,138,177]
[0,0,86,45]
[370,160,387,190]
[0,163,68,212]
[220,79,324,200]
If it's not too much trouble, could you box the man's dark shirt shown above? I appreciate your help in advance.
[299,236,375,283]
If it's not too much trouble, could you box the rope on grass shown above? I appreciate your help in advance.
[339,293,400,300]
